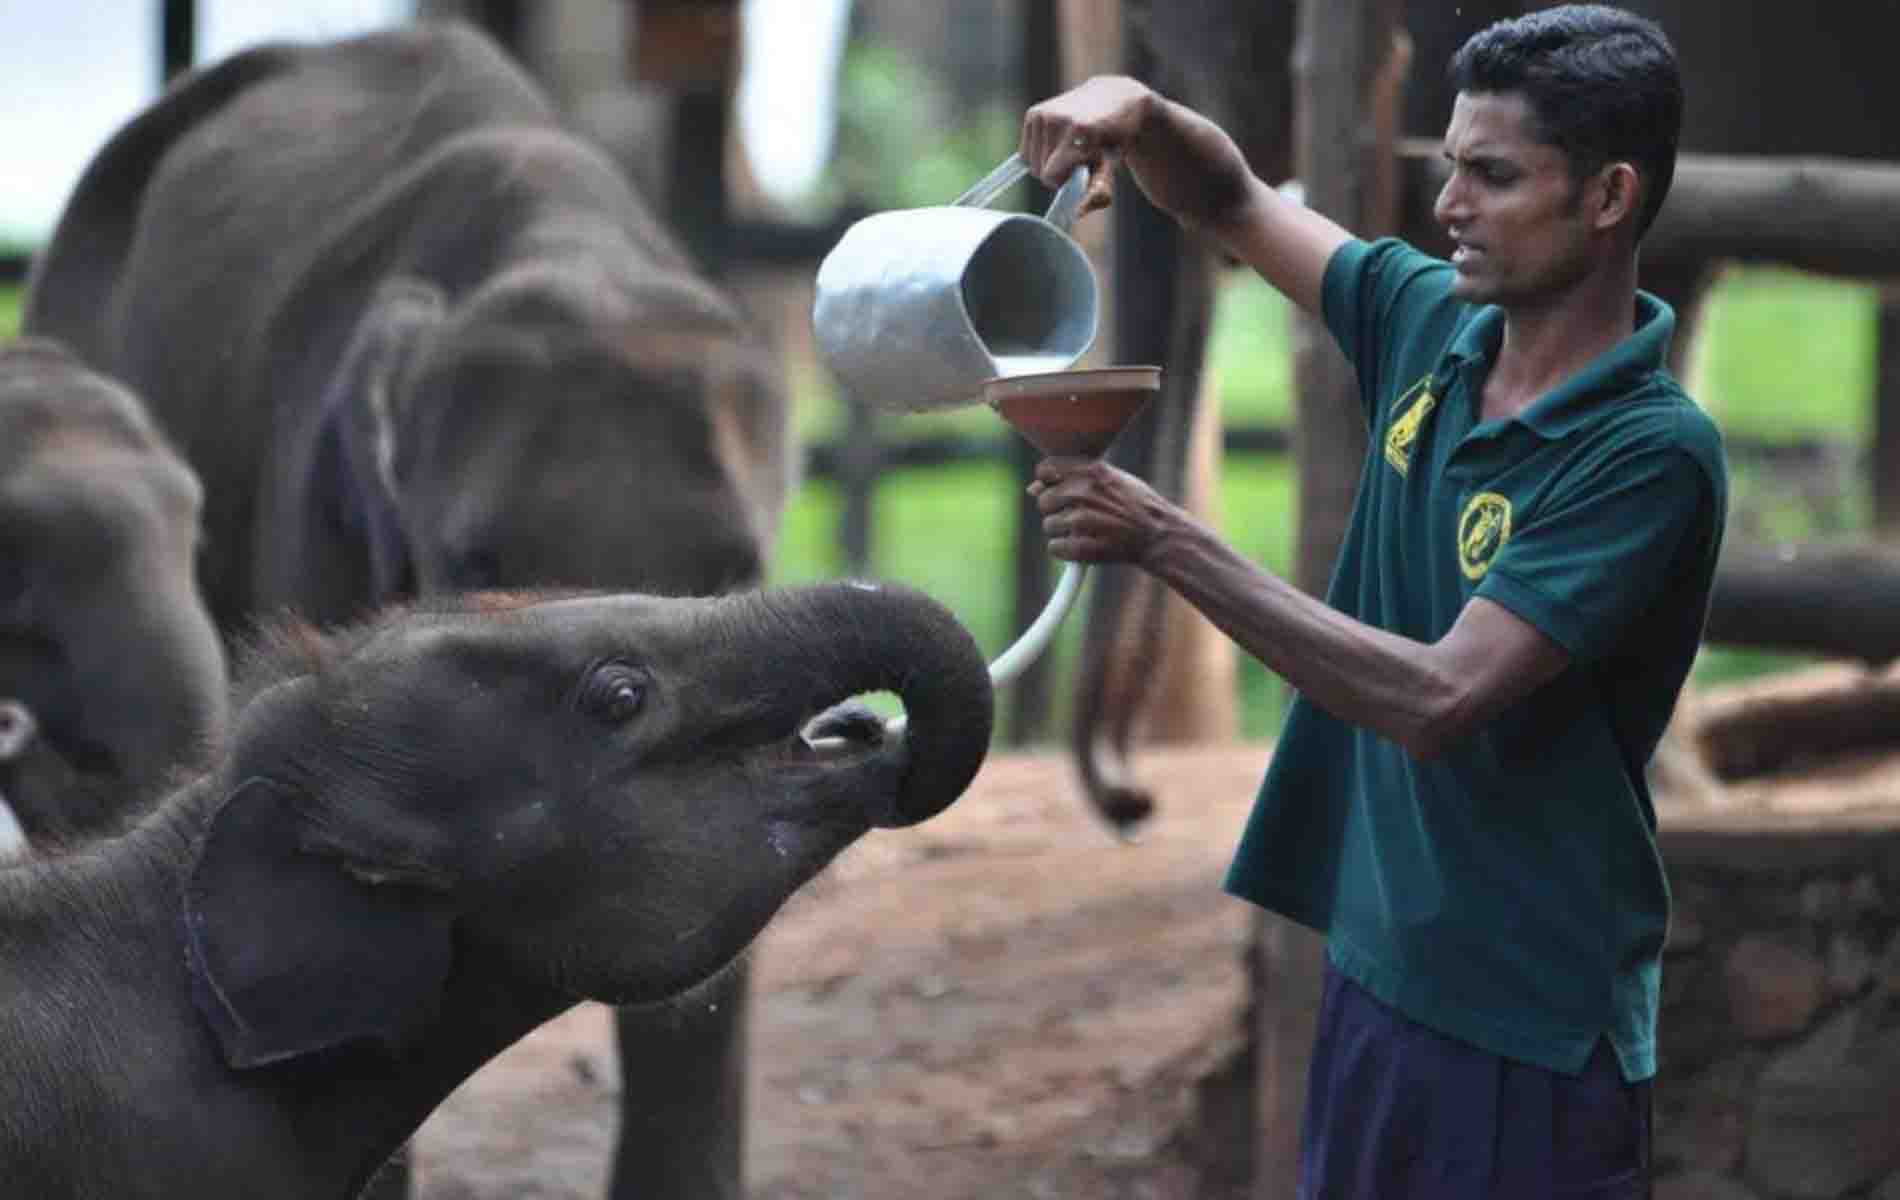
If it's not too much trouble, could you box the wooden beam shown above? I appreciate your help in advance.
[1400,142,1900,278]
[1690,662,1900,781]
[1704,540,1900,666]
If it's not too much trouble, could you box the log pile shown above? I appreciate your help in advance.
[1687,661,1900,782]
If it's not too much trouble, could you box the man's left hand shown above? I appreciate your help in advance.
[1028,456,1175,565]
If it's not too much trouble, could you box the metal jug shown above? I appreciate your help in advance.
[812,156,1098,413]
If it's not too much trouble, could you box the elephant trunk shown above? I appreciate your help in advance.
[65,571,229,791]
[708,581,994,827]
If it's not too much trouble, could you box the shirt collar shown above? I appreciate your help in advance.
[1437,292,1677,439]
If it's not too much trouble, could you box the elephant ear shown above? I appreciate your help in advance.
[312,279,444,605]
[184,776,454,1069]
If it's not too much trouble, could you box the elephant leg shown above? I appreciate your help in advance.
[608,960,747,1200]
[1070,156,1218,832]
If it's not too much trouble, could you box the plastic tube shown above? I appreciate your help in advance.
[883,559,1086,737]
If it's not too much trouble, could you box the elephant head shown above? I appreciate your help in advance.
[183,579,992,1068]
[284,263,790,623]
[0,341,228,846]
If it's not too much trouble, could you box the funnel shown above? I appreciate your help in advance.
[868,365,1163,740]
[966,365,1159,692]
[983,365,1161,458]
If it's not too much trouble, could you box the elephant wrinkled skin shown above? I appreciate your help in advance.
[23,21,794,1198]
[0,340,227,854]
[0,580,993,1200]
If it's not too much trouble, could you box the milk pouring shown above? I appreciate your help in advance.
[811,157,1099,412]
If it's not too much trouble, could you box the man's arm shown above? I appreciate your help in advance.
[1020,76,1352,319]
[1034,458,1571,757]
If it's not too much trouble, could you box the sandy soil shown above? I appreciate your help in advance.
[411,742,1270,1200]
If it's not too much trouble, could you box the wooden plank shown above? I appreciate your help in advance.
[1400,143,1900,278]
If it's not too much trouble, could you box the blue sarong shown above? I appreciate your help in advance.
[1299,962,1652,1199]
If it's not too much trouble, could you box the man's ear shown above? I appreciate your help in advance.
[1592,162,1642,233]
[184,776,454,1069]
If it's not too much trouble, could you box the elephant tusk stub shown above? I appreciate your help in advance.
[0,791,27,860]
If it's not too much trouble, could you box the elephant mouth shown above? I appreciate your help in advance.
[764,699,891,772]
[748,699,903,827]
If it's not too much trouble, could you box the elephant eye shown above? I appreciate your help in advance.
[580,662,647,725]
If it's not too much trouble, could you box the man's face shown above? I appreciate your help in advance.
[1433,91,1601,306]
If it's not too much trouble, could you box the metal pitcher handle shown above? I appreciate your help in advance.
[953,154,1091,232]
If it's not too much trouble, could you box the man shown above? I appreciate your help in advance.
[1021,6,1725,1196]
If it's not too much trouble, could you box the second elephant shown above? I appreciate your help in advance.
[0,340,227,853]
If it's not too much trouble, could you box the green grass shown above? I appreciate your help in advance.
[6,260,1877,743]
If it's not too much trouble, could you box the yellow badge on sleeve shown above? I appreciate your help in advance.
[1458,491,1513,580]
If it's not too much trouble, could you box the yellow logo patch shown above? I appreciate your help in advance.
[1383,377,1437,476]
[1458,492,1513,580]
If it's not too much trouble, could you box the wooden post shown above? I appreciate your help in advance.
[1255,3,1404,1197]
[1876,290,1900,539]
[1005,0,1063,746]
[161,0,194,80]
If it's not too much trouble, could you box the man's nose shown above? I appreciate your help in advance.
[1433,174,1468,228]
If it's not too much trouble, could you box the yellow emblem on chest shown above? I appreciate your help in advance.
[1458,492,1513,580]
[1383,379,1437,476]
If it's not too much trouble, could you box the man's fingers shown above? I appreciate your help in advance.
[1080,165,1115,216]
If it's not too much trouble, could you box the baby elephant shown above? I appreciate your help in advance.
[0,580,992,1199]
[0,340,227,854]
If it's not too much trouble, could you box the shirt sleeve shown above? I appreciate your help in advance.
[1475,434,1718,662]
[1319,237,1460,427]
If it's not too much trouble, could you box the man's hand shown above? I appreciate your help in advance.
[1029,456,1179,565]
[1021,75,1350,316]
[1019,76,1155,217]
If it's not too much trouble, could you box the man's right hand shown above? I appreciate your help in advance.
[1019,75,1154,218]
[1019,75,1249,233]
[1022,74,1352,324]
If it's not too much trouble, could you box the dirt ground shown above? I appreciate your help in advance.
[411,742,1269,1200]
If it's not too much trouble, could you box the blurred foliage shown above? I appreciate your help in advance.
[1696,265,1875,441]
[0,286,19,338]
[811,43,1021,215]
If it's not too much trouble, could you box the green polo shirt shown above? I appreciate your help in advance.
[1224,237,1727,1081]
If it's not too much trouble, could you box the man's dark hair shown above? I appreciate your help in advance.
[1448,4,1682,239]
